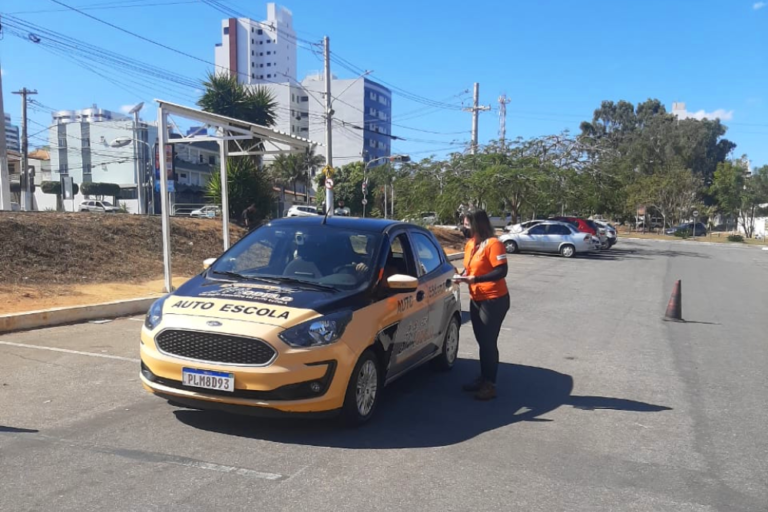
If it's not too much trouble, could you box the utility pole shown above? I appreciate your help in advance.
[12,88,38,211]
[0,63,11,211]
[323,36,334,216]
[464,82,490,155]
[498,93,511,149]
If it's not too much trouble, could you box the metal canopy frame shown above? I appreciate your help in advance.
[155,99,320,293]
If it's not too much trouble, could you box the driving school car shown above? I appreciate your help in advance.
[140,217,462,424]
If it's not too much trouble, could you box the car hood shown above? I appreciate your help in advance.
[164,274,369,329]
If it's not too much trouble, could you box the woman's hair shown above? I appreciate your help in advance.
[465,209,495,241]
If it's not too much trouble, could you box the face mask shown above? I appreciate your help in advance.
[462,226,473,239]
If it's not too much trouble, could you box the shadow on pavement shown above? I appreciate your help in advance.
[173,359,671,449]
[0,426,39,433]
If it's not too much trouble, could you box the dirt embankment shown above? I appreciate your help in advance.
[0,213,245,287]
[430,227,465,253]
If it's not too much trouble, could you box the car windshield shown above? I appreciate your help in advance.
[209,224,382,290]
[101,201,113,207]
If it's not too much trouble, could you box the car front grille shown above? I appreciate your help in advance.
[155,330,276,366]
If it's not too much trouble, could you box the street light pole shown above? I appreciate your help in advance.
[128,103,145,214]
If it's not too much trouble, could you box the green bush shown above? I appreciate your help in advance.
[41,180,80,195]
[674,230,690,239]
[727,234,744,243]
[80,182,121,198]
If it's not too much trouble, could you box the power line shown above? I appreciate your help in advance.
[8,0,199,15]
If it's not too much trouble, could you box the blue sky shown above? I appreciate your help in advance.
[1,0,766,167]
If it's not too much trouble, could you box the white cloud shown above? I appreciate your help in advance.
[754,2,766,10]
[673,107,734,121]
[119,105,135,114]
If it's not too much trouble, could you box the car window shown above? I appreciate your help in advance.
[547,225,571,235]
[529,225,547,235]
[101,201,113,207]
[385,233,418,279]
[212,225,381,289]
[411,232,442,276]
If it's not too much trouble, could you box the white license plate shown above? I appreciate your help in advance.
[182,368,234,392]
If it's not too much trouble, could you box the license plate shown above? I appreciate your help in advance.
[182,368,234,392]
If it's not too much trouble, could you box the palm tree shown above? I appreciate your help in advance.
[197,72,277,127]
[299,147,325,203]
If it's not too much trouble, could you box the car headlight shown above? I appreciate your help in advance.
[144,296,168,330]
[279,310,353,348]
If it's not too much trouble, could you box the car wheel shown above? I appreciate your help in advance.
[560,244,576,258]
[431,316,460,371]
[342,349,381,426]
[504,240,518,254]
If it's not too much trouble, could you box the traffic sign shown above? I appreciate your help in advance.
[362,198,368,206]
[692,210,699,218]
[322,165,334,178]
[325,178,334,190]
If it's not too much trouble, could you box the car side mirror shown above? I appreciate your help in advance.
[203,258,216,270]
[387,274,419,293]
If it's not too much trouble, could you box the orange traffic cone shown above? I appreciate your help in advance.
[664,280,683,322]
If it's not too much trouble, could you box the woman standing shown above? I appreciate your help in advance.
[454,210,510,400]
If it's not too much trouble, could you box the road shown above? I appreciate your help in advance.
[1,239,767,512]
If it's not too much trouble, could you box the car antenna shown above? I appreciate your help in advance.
[321,204,331,225]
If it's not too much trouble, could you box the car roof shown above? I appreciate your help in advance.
[268,216,410,234]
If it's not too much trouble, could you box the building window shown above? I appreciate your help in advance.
[252,50,254,56]
[82,137,90,148]
[266,39,270,43]
[267,74,271,78]
[267,51,271,55]
[180,173,188,179]
[209,156,215,165]
[301,96,309,102]
[379,96,388,106]
[257,29,263,35]
[260,41,263,45]
[267,63,271,67]
[223,27,229,35]
[260,52,264,56]
[369,91,377,100]
[252,62,255,67]
[369,107,376,116]
[368,139,376,148]
[260,64,264,68]
[251,39,254,44]
[58,137,67,147]
[252,73,255,78]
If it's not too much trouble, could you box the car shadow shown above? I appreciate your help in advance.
[0,426,39,433]
[173,359,671,449]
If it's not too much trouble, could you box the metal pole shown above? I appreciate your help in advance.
[219,129,230,251]
[13,88,38,211]
[157,106,173,293]
[391,178,395,220]
[132,110,144,215]
[0,65,11,211]
[323,36,334,215]
[383,183,387,219]
[471,83,479,155]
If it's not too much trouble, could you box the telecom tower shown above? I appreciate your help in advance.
[498,94,511,148]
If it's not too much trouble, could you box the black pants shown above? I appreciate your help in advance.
[469,294,510,384]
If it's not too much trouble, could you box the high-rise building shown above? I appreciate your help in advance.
[48,106,156,200]
[4,113,20,153]
[214,3,297,86]
[302,75,392,167]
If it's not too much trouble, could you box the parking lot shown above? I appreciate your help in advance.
[2,239,767,512]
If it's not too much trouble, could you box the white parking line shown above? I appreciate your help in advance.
[0,341,139,363]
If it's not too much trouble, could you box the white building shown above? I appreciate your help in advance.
[4,113,20,152]
[47,105,156,213]
[214,4,297,86]
[302,74,392,167]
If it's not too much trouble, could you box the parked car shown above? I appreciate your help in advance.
[190,205,221,218]
[504,220,544,233]
[79,200,119,213]
[334,207,351,216]
[499,221,594,258]
[489,213,513,229]
[665,222,707,236]
[140,217,462,425]
[286,205,319,217]
[594,220,618,247]
[553,216,609,250]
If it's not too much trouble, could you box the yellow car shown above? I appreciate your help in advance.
[140,217,462,424]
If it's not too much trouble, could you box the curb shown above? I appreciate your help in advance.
[0,297,157,335]
[621,237,765,249]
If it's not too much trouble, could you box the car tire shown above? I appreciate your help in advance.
[560,244,576,258]
[341,349,381,426]
[431,316,460,371]
[504,240,518,254]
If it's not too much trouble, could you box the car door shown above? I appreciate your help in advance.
[520,224,547,251]
[540,224,564,252]
[410,230,456,356]
[377,232,433,379]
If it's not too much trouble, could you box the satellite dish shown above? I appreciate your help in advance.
[110,137,133,148]
[128,102,145,115]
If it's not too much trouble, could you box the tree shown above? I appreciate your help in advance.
[626,166,702,228]
[711,162,768,237]
[197,72,277,128]
[41,181,80,211]
[207,157,274,221]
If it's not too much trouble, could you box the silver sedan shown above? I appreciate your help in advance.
[499,221,595,258]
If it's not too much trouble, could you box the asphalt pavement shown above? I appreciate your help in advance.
[1,239,767,512]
